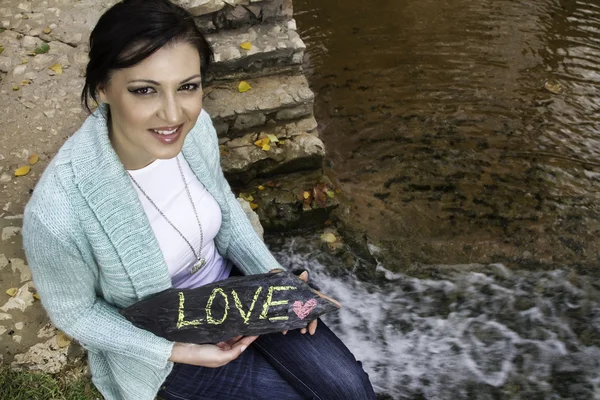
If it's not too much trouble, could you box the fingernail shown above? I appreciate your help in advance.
[240,346,247,353]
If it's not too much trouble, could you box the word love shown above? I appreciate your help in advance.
[176,284,309,329]
[121,271,339,344]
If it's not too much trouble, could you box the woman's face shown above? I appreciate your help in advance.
[98,41,203,170]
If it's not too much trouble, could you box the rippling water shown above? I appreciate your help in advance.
[294,0,600,268]
[269,235,600,399]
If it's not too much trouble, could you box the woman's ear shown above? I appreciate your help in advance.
[97,85,109,105]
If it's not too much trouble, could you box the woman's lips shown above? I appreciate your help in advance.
[148,124,183,144]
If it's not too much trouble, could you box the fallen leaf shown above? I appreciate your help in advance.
[34,43,50,54]
[261,144,271,151]
[20,79,32,86]
[49,63,63,74]
[6,288,18,297]
[42,26,52,34]
[303,191,310,200]
[33,293,41,300]
[29,154,39,165]
[238,81,252,93]
[12,84,19,91]
[312,182,332,208]
[14,166,31,176]
[267,134,279,143]
[21,59,28,64]
[544,80,562,94]
[254,137,271,148]
[326,189,335,199]
[250,202,259,210]
[279,140,285,145]
[56,331,71,348]
[258,185,265,191]
[240,41,252,50]
[320,233,337,243]
[239,193,254,202]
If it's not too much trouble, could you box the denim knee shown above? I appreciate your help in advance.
[324,361,376,400]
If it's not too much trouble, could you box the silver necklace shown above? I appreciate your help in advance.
[127,156,206,275]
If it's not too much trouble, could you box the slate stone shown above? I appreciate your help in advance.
[121,271,339,344]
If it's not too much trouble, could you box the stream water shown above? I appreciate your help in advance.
[266,0,600,398]
[293,0,600,268]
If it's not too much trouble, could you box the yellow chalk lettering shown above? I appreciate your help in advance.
[206,287,229,325]
[177,292,203,329]
[268,316,289,321]
[232,286,262,324]
[260,286,297,320]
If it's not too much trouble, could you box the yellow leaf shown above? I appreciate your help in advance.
[21,59,28,64]
[239,193,254,202]
[33,293,41,300]
[14,166,31,176]
[238,81,252,93]
[56,331,71,348]
[6,288,18,297]
[254,137,271,148]
[42,26,52,34]
[261,144,271,151]
[49,63,63,74]
[258,185,265,191]
[12,84,19,91]
[29,154,39,165]
[20,79,32,86]
[320,233,337,243]
[250,202,259,210]
[240,41,252,50]
[326,189,335,199]
[279,140,285,145]
[267,134,279,143]
[303,191,310,200]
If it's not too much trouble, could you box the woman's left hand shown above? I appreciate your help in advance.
[270,269,341,336]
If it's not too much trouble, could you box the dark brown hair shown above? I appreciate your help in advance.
[81,0,213,113]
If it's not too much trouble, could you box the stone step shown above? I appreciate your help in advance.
[232,170,340,233]
[186,0,293,32]
[221,117,322,185]
[203,74,314,138]
[205,19,304,81]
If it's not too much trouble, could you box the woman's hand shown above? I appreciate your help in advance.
[270,269,342,336]
[169,335,258,367]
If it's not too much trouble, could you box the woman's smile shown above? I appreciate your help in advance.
[149,123,184,144]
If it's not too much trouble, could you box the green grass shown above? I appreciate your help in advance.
[0,367,101,400]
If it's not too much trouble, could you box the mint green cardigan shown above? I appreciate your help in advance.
[22,105,281,400]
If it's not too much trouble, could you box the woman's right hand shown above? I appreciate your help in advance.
[169,335,258,367]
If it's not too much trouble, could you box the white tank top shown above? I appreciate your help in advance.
[128,153,231,289]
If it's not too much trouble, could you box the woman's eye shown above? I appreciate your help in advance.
[180,83,200,92]
[128,87,155,95]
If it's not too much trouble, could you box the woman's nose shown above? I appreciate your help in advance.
[159,95,182,124]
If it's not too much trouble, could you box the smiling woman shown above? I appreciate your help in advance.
[20,0,376,399]
[97,43,204,170]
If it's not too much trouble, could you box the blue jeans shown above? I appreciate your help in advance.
[157,320,376,400]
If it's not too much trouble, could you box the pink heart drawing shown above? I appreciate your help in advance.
[293,299,317,320]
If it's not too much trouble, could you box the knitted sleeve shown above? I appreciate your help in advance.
[200,111,285,275]
[22,212,174,369]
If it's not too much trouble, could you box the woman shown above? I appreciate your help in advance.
[22,0,376,399]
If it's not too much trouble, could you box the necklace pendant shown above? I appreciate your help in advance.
[191,258,206,274]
